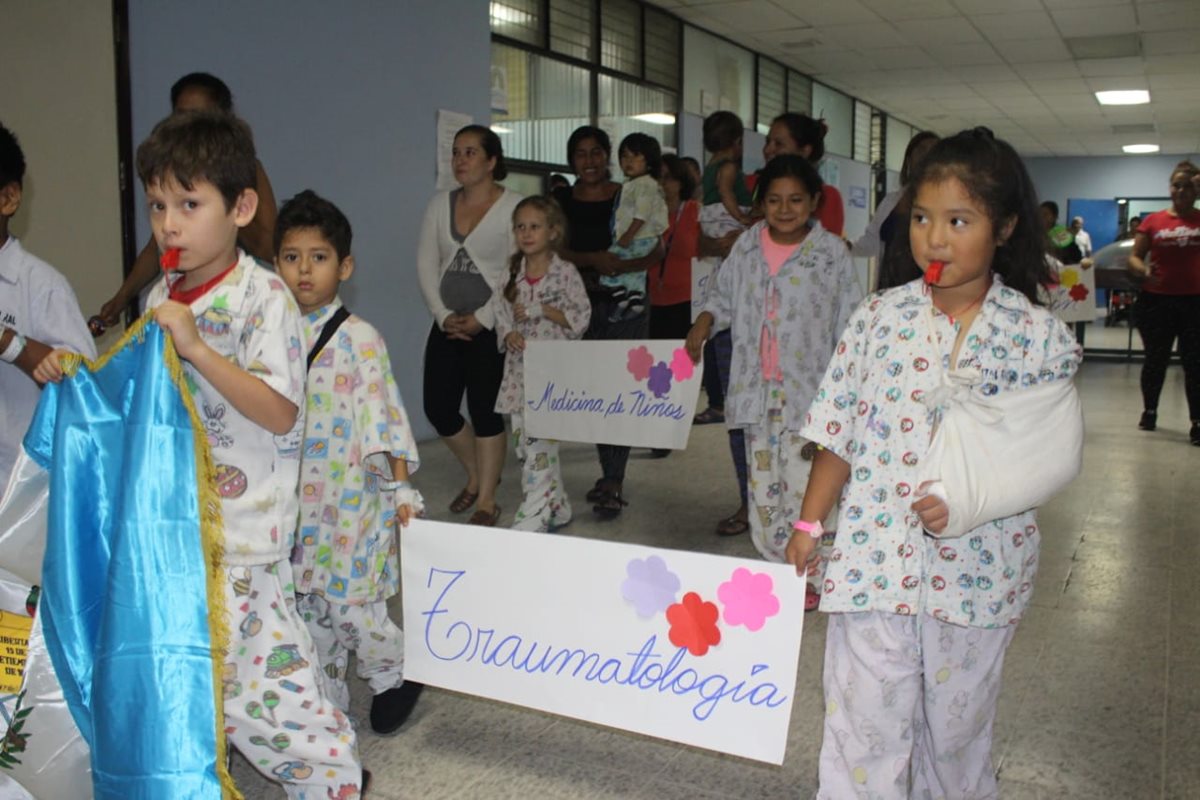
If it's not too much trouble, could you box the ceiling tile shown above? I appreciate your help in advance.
[872,46,940,68]
[950,64,1023,82]
[992,38,1073,62]
[783,0,883,25]
[894,16,985,44]
[1149,73,1200,90]
[1139,30,1200,56]
[1011,61,1084,80]
[1144,53,1200,74]
[971,11,1058,42]
[1135,1,1200,32]
[1085,75,1150,91]
[952,0,1045,11]
[698,0,809,31]
[1077,56,1147,76]
[1040,0,1130,8]
[860,0,959,20]
[1050,5,1137,37]
[817,22,909,49]
[931,43,1004,65]
[973,81,1038,98]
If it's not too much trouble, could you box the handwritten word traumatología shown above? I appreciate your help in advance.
[420,568,788,722]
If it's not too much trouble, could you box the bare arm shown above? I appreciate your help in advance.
[784,448,851,575]
[617,218,645,250]
[1127,232,1152,278]
[3,327,55,384]
[98,235,160,324]
[717,162,753,226]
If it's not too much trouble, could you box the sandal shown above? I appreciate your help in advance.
[805,584,820,612]
[693,407,725,425]
[449,486,479,513]
[715,509,750,537]
[592,490,628,521]
[586,478,619,504]
[468,505,501,526]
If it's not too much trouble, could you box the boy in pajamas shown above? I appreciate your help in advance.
[136,111,364,798]
[274,190,425,736]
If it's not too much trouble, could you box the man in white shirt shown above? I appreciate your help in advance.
[1071,216,1093,257]
[0,122,95,491]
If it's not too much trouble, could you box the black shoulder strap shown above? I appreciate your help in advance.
[306,306,352,370]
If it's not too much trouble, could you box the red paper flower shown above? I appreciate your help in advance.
[1068,283,1089,302]
[160,247,181,272]
[666,591,721,656]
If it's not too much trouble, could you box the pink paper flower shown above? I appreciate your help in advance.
[670,347,694,382]
[666,592,721,656]
[717,567,780,632]
[626,345,653,381]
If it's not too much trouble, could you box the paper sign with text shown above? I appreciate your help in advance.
[402,520,805,764]
[0,610,31,694]
[523,340,703,450]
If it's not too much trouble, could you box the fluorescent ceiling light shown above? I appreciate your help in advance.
[631,113,675,125]
[490,124,513,134]
[1122,144,1160,154]
[1095,90,1150,106]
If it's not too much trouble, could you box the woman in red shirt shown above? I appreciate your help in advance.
[751,113,845,236]
[1129,160,1200,445]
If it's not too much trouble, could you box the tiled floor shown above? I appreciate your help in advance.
[231,361,1198,799]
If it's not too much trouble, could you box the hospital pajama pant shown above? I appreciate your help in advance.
[222,561,362,799]
[297,593,407,712]
[745,407,819,563]
[510,411,571,531]
[817,611,1015,800]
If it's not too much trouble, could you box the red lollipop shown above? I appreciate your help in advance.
[924,261,944,285]
[160,247,181,272]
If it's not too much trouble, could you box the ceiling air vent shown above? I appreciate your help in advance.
[1065,34,1141,60]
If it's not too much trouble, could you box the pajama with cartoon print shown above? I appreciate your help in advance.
[700,220,862,563]
[492,253,591,531]
[801,278,1081,799]
[291,301,421,711]
[148,255,363,798]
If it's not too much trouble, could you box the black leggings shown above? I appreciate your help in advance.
[423,323,506,438]
[1135,292,1200,419]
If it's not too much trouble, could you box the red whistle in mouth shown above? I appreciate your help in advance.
[160,248,181,272]
[925,261,945,285]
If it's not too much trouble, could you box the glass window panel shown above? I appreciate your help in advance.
[682,26,754,126]
[854,100,872,162]
[757,59,786,134]
[498,169,546,198]
[601,0,642,76]
[644,8,681,90]
[599,74,677,165]
[490,0,542,46]
[812,83,853,158]
[787,70,812,115]
[886,118,911,172]
[491,43,591,165]
[550,0,593,62]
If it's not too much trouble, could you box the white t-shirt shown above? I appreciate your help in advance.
[0,236,95,491]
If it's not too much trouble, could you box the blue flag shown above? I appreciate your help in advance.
[24,319,238,799]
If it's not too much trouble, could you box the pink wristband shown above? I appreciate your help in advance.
[793,519,823,539]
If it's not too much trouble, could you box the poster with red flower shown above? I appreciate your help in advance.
[402,519,807,765]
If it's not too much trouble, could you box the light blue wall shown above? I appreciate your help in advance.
[129,0,492,440]
[1025,153,1200,222]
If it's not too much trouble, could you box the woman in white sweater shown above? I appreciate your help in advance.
[417,125,523,525]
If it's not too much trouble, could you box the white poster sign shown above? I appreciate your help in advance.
[691,256,718,322]
[1044,263,1099,324]
[401,520,806,764]
[523,340,703,450]
[436,109,473,191]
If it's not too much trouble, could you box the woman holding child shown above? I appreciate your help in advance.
[417,125,522,526]
[552,126,665,520]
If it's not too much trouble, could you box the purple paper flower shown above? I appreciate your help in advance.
[621,555,681,618]
[647,361,673,398]
[717,567,781,632]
